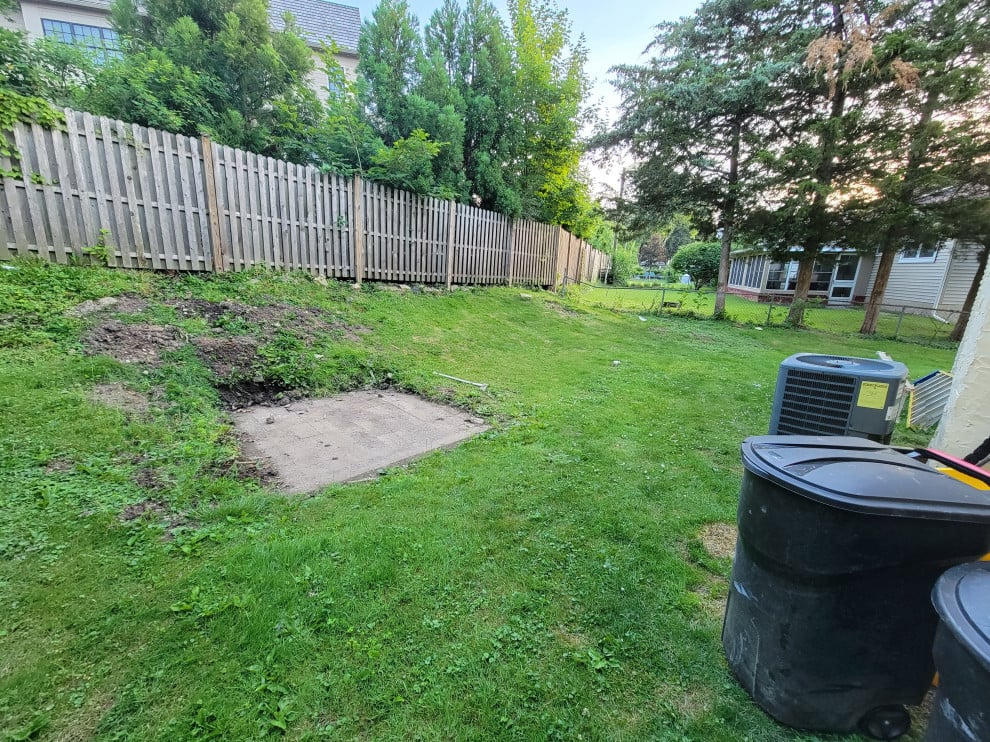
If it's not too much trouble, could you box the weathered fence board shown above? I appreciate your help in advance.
[1,108,609,285]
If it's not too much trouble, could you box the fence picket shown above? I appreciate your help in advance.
[2,110,607,281]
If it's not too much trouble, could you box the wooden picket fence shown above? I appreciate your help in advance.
[0,109,608,287]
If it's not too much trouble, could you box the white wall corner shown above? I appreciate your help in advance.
[931,255,990,462]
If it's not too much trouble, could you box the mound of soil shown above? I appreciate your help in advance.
[166,298,364,342]
[216,380,302,409]
[84,321,185,365]
[192,336,260,379]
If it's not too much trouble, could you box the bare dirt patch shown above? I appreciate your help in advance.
[134,467,166,491]
[699,522,737,561]
[693,579,729,619]
[90,382,151,415]
[554,626,590,650]
[84,321,185,366]
[167,298,365,342]
[216,379,302,410]
[44,458,75,474]
[192,336,260,379]
[119,499,170,522]
[545,302,580,317]
[67,295,149,318]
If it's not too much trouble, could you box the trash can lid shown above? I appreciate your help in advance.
[742,435,990,521]
[933,561,990,673]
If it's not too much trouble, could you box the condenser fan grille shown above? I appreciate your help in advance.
[776,369,856,435]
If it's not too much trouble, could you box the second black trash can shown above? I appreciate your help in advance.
[926,561,990,741]
[723,436,990,739]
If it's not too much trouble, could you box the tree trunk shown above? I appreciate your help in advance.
[860,247,896,334]
[786,254,816,326]
[859,229,900,334]
[715,118,741,319]
[715,224,733,318]
[949,245,988,341]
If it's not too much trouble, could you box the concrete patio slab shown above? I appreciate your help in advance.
[232,390,489,493]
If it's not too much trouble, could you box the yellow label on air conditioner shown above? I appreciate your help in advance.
[857,381,890,409]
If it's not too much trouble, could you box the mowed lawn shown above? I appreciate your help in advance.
[575,284,961,346]
[0,263,956,741]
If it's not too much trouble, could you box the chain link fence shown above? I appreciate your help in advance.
[565,279,966,347]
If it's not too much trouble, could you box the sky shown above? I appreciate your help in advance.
[345,0,704,193]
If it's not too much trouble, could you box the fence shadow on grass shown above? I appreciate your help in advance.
[567,280,963,348]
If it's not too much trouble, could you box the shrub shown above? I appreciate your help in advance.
[669,241,720,288]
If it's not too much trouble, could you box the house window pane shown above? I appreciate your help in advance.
[835,254,857,281]
[810,259,834,292]
[41,18,121,63]
[900,241,939,262]
[766,262,785,290]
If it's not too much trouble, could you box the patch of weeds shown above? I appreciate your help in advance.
[169,585,252,620]
[248,656,298,736]
[256,332,319,390]
[0,260,153,347]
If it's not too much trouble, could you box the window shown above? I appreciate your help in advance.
[766,262,786,290]
[809,259,834,292]
[41,19,121,63]
[899,242,939,263]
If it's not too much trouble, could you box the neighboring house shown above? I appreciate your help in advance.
[727,246,875,306]
[1,0,360,97]
[727,239,984,311]
[861,239,984,314]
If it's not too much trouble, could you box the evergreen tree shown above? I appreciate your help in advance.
[839,0,990,334]
[605,0,799,316]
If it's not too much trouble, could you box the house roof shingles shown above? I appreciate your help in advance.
[267,0,360,52]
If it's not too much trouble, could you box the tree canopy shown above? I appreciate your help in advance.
[1,0,602,231]
[604,0,990,326]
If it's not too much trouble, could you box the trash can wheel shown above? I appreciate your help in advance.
[859,705,911,740]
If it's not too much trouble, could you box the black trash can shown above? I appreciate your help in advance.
[926,561,990,741]
[723,436,990,738]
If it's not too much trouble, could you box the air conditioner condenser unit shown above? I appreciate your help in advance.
[769,353,909,443]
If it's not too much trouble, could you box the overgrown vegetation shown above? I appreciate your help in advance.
[0,262,954,740]
[0,0,602,234]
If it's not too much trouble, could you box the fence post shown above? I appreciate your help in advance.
[565,231,573,286]
[445,199,457,290]
[895,305,906,340]
[506,219,515,286]
[351,174,364,285]
[201,136,225,273]
[766,297,774,326]
[660,287,666,313]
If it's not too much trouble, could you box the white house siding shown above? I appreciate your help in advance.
[932,256,990,460]
[17,0,112,37]
[852,254,874,302]
[3,3,27,30]
[940,242,984,310]
[306,51,358,93]
[863,240,957,311]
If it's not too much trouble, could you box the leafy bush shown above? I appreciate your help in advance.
[607,246,639,286]
[669,241,720,288]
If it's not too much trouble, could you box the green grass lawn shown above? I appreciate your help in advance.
[577,284,960,348]
[0,263,957,741]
